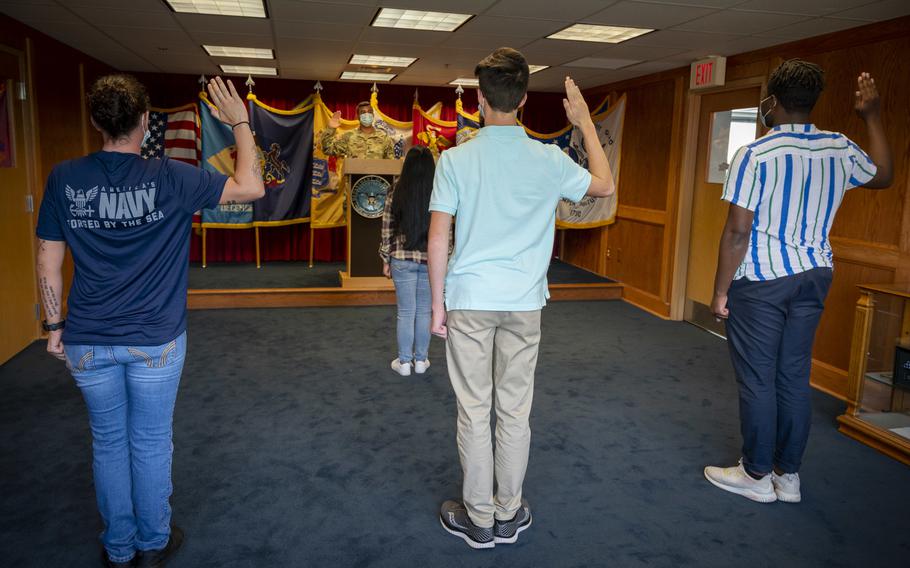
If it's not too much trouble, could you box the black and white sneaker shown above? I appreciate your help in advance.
[493,498,532,544]
[439,500,495,549]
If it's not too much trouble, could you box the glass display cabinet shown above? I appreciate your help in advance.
[838,283,910,465]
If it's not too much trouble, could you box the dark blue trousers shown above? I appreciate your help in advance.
[725,267,833,476]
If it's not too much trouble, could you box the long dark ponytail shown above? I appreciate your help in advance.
[391,145,436,251]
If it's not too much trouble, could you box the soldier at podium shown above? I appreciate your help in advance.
[320,101,395,159]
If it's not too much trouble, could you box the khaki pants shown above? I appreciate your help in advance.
[445,309,542,528]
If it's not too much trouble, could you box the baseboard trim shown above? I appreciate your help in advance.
[622,286,671,319]
[810,360,848,401]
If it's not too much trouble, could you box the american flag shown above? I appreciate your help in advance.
[140,106,201,166]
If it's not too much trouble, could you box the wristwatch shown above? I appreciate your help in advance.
[42,319,66,332]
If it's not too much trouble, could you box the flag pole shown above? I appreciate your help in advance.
[245,74,256,96]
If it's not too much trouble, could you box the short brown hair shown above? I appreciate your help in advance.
[87,74,149,139]
[474,47,529,113]
[357,101,372,113]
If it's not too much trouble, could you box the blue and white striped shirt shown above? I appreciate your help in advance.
[721,123,876,281]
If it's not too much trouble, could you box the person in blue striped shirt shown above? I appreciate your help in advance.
[704,60,893,503]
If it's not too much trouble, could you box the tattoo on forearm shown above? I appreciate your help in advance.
[39,275,60,319]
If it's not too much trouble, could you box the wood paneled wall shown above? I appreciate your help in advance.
[0,14,113,326]
[567,16,910,398]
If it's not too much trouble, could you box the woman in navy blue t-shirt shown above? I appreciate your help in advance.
[35,74,263,568]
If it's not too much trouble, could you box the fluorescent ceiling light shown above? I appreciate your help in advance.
[165,0,266,18]
[529,65,549,74]
[349,54,417,67]
[548,23,653,44]
[372,8,472,32]
[340,71,396,82]
[449,78,479,87]
[204,45,273,59]
[220,65,276,76]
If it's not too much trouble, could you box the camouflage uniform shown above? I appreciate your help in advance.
[320,127,395,159]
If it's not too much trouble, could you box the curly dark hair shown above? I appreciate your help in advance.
[87,74,149,139]
[767,59,825,114]
[474,47,529,113]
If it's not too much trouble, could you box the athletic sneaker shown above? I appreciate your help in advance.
[494,498,532,544]
[391,358,412,376]
[771,471,801,503]
[439,500,495,549]
[704,460,777,503]
[414,359,431,374]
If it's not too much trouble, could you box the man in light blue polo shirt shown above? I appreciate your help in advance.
[427,47,615,549]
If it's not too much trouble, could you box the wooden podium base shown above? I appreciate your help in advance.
[339,271,394,290]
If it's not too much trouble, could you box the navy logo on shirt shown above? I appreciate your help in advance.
[65,185,99,217]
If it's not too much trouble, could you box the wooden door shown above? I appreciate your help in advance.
[684,86,761,335]
[0,48,39,364]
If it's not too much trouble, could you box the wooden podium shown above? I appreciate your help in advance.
[340,158,402,289]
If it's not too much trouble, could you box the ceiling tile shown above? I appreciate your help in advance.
[439,34,535,51]
[273,20,363,40]
[673,10,811,34]
[351,42,430,57]
[357,26,450,46]
[754,16,870,39]
[829,0,910,21]
[189,33,275,49]
[620,59,687,74]
[631,0,745,7]
[589,44,689,60]
[732,0,872,16]
[625,29,746,48]
[101,27,200,54]
[376,0,498,12]
[57,0,164,9]
[276,39,354,63]
[485,0,617,21]
[173,14,273,35]
[584,1,718,29]
[267,1,378,23]
[65,6,182,29]
[519,39,606,66]
[565,57,643,69]
[0,3,78,23]
[458,15,568,37]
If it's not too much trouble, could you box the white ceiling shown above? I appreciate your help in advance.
[1,0,907,92]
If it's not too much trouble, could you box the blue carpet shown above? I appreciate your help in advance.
[0,301,907,567]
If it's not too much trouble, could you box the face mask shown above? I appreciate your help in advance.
[359,112,374,127]
[141,129,151,148]
[478,100,485,121]
[758,95,776,129]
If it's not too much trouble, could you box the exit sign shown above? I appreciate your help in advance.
[690,56,726,90]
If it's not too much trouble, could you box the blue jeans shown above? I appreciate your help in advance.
[725,268,833,476]
[65,332,187,563]
[390,258,431,363]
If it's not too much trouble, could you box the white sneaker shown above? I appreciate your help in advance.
[704,460,777,503]
[414,359,430,374]
[771,471,801,503]
[391,358,412,376]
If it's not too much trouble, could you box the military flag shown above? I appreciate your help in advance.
[199,94,253,225]
[412,101,457,159]
[248,97,314,223]
[455,98,481,145]
[311,92,358,228]
[370,91,411,158]
[556,95,626,228]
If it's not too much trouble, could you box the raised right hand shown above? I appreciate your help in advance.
[207,77,249,126]
[854,72,881,121]
[328,110,342,129]
[563,76,591,128]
